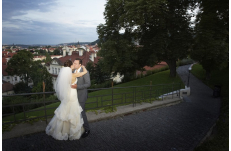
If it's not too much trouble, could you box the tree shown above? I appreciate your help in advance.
[86,60,111,84]
[6,49,12,52]
[6,50,34,84]
[13,82,31,94]
[97,0,195,77]
[39,49,46,55]
[86,61,95,80]
[89,39,99,46]
[53,49,61,55]
[92,59,111,84]
[30,61,54,92]
[135,0,195,77]
[45,52,52,63]
[97,0,143,79]
[191,0,229,80]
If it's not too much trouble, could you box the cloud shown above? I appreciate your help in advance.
[2,0,57,20]
[2,0,106,44]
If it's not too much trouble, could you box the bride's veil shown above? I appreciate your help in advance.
[54,67,72,104]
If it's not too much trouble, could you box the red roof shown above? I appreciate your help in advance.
[136,62,168,75]
[2,58,7,65]
[4,52,17,58]
[58,51,92,66]
[2,65,8,76]
[2,80,14,93]
[2,51,8,57]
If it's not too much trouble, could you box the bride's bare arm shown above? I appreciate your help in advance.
[72,66,88,78]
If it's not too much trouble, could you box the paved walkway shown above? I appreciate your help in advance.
[2,64,221,151]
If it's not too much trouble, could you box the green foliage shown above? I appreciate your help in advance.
[86,60,111,84]
[6,49,12,52]
[38,49,47,55]
[177,58,194,66]
[3,122,16,132]
[32,82,43,93]
[89,39,99,46]
[28,46,39,49]
[45,52,52,63]
[5,53,53,94]
[86,109,99,115]
[97,0,195,78]
[191,0,229,80]
[101,105,117,113]
[89,80,113,89]
[53,49,61,55]
[13,82,31,94]
[93,60,111,84]
[86,61,95,80]
[6,50,34,84]
[30,61,53,93]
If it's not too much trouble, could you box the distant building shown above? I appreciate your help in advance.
[2,65,23,85]
[33,55,46,61]
[2,52,23,86]
[2,51,33,87]
[45,44,100,86]
[51,55,62,59]
[2,80,14,95]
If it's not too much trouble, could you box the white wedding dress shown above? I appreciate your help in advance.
[46,67,84,140]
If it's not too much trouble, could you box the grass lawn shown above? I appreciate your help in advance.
[192,64,229,151]
[3,69,184,123]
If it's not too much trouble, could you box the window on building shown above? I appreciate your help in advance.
[55,68,57,74]
[15,77,17,81]
[52,67,54,74]
[58,68,60,73]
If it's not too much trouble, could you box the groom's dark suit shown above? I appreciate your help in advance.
[75,67,91,131]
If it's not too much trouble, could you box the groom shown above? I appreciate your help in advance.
[71,58,91,138]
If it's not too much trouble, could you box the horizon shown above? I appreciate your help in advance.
[2,40,97,46]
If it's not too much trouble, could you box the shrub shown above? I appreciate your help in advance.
[177,58,194,66]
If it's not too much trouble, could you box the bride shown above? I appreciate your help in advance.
[46,60,87,140]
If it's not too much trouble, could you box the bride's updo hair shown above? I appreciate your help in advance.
[64,60,72,67]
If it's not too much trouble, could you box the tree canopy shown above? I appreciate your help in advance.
[86,60,111,84]
[30,61,54,92]
[6,50,53,93]
[45,52,52,63]
[53,48,62,55]
[191,0,229,79]
[97,0,195,77]
[6,50,34,84]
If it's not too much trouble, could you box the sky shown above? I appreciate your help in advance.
[2,0,107,45]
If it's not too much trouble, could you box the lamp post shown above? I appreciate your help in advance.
[187,67,192,87]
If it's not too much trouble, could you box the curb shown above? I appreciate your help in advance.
[87,98,182,123]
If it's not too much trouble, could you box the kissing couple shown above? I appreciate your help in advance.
[46,58,91,140]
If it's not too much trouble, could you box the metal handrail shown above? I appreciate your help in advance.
[2,83,181,126]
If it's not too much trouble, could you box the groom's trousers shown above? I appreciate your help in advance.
[79,101,90,131]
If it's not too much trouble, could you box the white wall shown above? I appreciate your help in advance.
[2,90,14,95]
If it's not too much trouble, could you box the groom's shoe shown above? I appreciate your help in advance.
[81,130,90,138]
